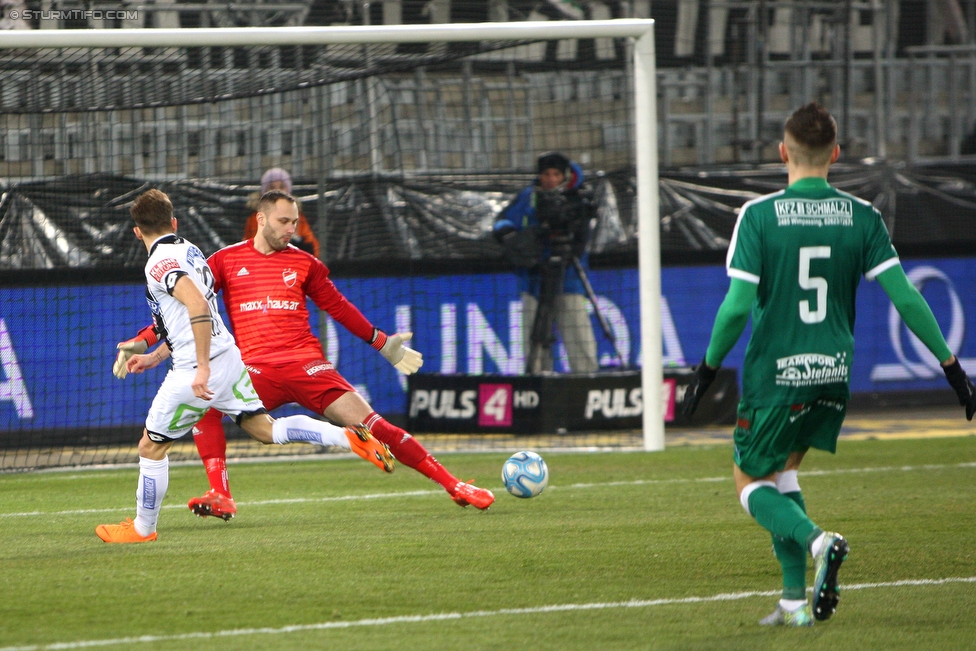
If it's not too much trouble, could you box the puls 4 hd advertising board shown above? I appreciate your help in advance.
[1,259,973,434]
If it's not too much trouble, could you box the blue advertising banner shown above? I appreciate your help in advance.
[2,258,974,432]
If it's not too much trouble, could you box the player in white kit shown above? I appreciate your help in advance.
[96,189,392,543]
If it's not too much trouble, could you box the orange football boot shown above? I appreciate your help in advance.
[95,518,157,543]
[451,481,495,510]
[345,423,395,473]
[187,489,237,521]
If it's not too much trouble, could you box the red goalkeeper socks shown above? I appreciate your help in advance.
[413,455,461,492]
[203,457,231,498]
[364,412,459,491]
[193,409,231,498]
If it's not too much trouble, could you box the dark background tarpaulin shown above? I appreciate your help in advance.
[2,161,975,274]
[657,161,976,255]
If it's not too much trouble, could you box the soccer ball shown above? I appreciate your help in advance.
[501,451,549,498]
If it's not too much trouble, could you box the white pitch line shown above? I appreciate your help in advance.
[0,489,444,518]
[1,576,974,651]
[2,461,975,519]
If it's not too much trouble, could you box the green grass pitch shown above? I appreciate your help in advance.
[1,436,974,650]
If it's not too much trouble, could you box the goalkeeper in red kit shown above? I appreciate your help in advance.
[114,189,495,518]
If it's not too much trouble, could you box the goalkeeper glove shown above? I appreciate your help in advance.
[681,359,718,418]
[371,329,423,374]
[942,357,976,421]
[113,324,159,379]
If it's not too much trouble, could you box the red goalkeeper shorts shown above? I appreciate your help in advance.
[244,358,356,414]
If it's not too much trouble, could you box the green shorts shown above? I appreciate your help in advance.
[733,398,847,479]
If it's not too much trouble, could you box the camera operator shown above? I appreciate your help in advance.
[493,152,598,375]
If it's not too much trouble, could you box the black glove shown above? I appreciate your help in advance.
[493,224,516,244]
[943,357,976,421]
[682,360,718,418]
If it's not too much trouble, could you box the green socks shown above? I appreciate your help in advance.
[772,491,808,600]
[784,488,806,514]
[747,485,819,552]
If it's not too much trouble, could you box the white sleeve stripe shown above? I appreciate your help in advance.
[726,190,784,271]
[725,218,742,270]
[728,268,761,284]
[865,256,900,281]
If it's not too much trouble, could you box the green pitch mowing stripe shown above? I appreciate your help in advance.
[3,460,975,519]
[1,577,974,651]
[0,489,446,518]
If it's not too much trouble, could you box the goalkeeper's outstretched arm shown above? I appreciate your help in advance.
[876,264,975,420]
[112,323,160,379]
[370,330,423,375]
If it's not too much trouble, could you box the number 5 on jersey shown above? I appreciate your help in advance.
[798,246,831,324]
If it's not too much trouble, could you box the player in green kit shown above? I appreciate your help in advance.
[682,102,976,627]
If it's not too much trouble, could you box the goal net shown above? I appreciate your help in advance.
[0,21,660,471]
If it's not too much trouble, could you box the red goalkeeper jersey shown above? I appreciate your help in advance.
[208,240,375,365]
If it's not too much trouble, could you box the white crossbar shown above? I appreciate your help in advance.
[0,19,654,49]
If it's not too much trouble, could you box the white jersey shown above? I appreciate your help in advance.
[144,234,234,370]
[145,345,263,439]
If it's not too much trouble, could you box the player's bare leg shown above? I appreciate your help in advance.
[782,450,806,473]
[325,392,495,509]
[188,407,237,520]
[96,431,173,543]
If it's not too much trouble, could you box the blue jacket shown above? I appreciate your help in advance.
[493,161,590,297]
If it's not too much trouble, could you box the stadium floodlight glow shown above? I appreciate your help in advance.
[2,19,663,453]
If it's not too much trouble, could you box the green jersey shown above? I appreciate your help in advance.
[727,177,898,407]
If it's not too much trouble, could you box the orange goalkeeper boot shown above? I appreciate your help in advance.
[346,423,395,473]
[451,481,495,510]
[187,489,237,521]
[95,517,157,544]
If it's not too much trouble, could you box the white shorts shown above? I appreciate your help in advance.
[145,345,264,441]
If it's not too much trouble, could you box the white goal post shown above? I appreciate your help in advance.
[2,19,663,451]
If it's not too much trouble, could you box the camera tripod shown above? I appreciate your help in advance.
[525,238,627,375]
